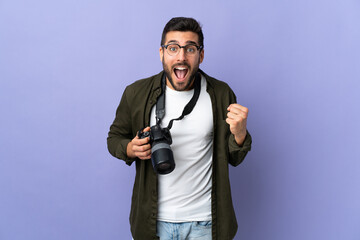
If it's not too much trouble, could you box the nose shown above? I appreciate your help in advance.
[177,47,187,61]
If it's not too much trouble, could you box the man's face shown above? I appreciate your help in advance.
[160,31,204,91]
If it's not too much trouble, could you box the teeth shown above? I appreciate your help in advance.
[175,67,187,70]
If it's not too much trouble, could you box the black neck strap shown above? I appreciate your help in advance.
[156,72,201,130]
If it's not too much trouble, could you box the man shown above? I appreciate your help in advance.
[107,17,252,240]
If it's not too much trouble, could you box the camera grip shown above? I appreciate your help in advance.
[137,128,150,139]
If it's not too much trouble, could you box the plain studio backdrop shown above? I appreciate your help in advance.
[0,0,359,239]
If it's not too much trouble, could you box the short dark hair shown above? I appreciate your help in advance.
[161,17,204,47]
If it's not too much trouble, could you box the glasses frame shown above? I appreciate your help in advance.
[161,43,204,56]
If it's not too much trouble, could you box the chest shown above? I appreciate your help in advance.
[149,79,213,147]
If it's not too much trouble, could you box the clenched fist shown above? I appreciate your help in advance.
[226,103,248,146]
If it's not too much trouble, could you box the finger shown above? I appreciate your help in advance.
[228,103,247,111]
[227,104,249,113]
[133,136,150,146]
[137,149,152,159]
[226,116,247,127]
[229,107,248,116]
[225,117,231,125]
[227,110,247,117]
[143,126,151,132]
[133,143,151,153]
[226,117,240,125]
[227,111,248,120]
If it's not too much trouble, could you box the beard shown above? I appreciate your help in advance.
[162,57,200,91]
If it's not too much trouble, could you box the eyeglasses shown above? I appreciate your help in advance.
[161,43,203,56]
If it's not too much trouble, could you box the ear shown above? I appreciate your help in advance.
[199,49,204,64]
[159,47,164,62]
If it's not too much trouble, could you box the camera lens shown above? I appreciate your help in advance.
[158,163,171,170]
[151,143,175,174]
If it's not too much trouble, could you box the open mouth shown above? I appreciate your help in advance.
[173,66,189,80]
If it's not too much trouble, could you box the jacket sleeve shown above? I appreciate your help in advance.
[228,130,252,166]
[107,86,136,166]
[227,87,252,166]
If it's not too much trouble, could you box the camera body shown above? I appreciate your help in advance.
[138,125,175,174]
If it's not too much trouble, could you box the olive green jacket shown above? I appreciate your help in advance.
[107,70,252,240]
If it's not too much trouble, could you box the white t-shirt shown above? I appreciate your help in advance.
[150,75,213,222]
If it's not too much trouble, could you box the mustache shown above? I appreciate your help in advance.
[172,62,190,69]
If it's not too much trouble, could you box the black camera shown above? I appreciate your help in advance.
[138,125,175,174]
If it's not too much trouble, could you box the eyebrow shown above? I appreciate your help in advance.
[166,40,199,45]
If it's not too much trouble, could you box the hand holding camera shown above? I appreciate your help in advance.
[138,124,175,174]
[126,126,152,160]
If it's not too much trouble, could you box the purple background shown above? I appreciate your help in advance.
[1,0,359,239]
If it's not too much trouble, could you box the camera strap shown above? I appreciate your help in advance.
[156,72,201,130]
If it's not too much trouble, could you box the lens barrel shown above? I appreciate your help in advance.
[151,142,175,174]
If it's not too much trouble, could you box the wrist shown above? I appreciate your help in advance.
[234,132,246,146]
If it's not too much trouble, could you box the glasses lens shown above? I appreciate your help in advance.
[185,45,197,54]
[167,44,179,56]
